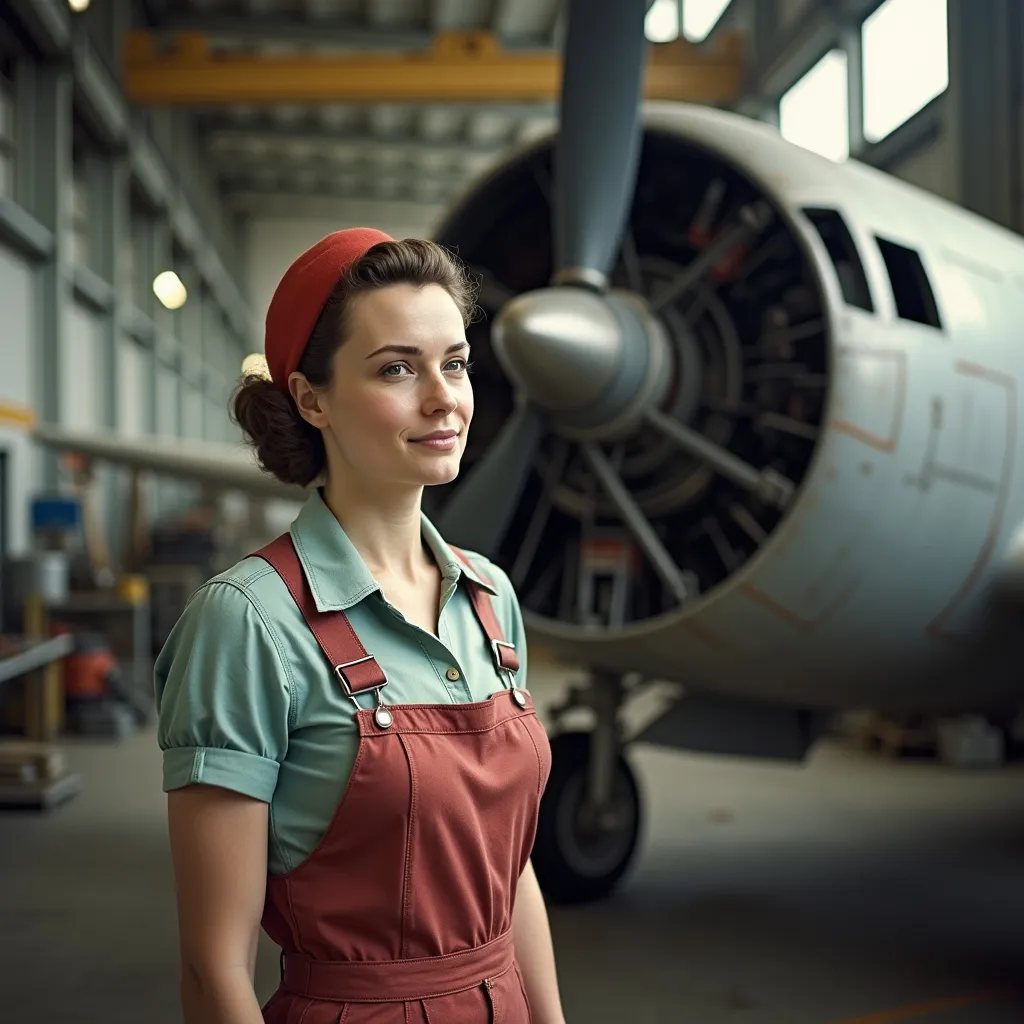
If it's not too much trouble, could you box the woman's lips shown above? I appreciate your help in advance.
[410,434,458,451]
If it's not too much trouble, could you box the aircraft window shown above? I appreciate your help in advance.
[875,236,943,328]
[802,208,874,312]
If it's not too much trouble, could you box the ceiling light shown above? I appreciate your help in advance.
[153,270,187,310]
[68,0,91,11]
[241,353,270,379]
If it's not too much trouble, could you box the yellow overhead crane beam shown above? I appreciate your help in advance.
[123,29,744,106]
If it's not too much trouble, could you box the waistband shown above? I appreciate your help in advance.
[281,929,515,1003]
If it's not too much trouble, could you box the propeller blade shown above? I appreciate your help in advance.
[437,404,544,558]
[554,0,648,287]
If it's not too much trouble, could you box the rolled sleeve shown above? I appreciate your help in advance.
[161,746,281,803]
[154,580,291,802]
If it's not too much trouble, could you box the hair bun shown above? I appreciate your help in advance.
[232,375,326,487]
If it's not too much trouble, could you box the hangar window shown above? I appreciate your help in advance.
[647,0,734,42]
[803,208,874,311]
[779,50,849,163]
[645,0,680,41]
[876,237,942,328]
[683,0,733,41]
[862,0,949,143]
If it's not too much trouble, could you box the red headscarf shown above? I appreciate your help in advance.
[264,227,394,392]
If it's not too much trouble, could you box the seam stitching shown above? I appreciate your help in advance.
[399,733,418,960]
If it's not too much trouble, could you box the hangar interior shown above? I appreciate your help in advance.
[2,1,1024,1022]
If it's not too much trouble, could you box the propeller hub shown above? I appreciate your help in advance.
[492,287,671,441]
[492,287,621,413]
[552,267,608,290]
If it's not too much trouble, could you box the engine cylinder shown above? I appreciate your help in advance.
[434,129,831,635]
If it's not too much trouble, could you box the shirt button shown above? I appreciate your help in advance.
[446,667,461,681]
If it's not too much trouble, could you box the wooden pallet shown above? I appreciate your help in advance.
[0,740,66,780]
[0,740,80,810]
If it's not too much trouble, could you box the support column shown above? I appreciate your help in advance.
[178,261,204,441]
[150,216,182,512]
[92,153,130,569]
[198,285,216,443]
[150,216,177,430]
[735,0,782,121]
[947,0,1023,231]
[842,19,864,158]
[24,61,73,488]
[92,154,130,430]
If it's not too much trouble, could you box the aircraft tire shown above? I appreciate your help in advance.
[532,731,642,905]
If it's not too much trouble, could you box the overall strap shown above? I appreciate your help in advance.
[255,534,388,697]
[451,548,521,677]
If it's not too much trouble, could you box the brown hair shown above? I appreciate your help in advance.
[232,238,477,487]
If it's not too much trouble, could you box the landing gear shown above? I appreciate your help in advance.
[532,673,643,905]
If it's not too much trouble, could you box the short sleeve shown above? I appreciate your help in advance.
[154,580,292,802]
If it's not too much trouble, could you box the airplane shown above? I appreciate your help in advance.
[29,0,1024,906]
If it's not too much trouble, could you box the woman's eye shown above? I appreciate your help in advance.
[382,359,472,377]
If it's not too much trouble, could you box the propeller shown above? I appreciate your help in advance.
[553,0,649,287]
[438,0,650,557]
[435,404,544,556]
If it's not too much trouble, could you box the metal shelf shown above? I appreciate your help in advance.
[0,635,74,686]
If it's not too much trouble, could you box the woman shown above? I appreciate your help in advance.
[155,228,565,1024]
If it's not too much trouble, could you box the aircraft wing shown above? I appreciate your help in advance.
[32,423,306,502]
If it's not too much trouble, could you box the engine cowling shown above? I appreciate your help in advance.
[433,104,1024,713]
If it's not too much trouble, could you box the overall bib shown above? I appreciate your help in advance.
[255,534,552,1024]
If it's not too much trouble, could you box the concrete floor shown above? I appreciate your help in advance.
[2,666,1023,1023]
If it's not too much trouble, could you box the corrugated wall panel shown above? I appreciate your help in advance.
[182,385,204,440]
[0,244,38,556]
[207,395,232,443]
[0,245,32,408]
[155,364,181,513]
[117,338,149,438]
[61,303,105,429]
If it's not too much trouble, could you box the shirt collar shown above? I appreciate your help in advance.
[419,510,499,597]
[289,489,498,613]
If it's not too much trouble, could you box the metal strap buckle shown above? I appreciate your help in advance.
[490,639,518,690]
[334,656,391,728]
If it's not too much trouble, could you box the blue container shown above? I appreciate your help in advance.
[31,497,82,533]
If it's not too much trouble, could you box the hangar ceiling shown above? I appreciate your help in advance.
[131,0,742,210]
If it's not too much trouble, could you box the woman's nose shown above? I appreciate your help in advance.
[424,375,458,413]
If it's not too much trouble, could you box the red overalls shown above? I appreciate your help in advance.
[255,535,552,1024]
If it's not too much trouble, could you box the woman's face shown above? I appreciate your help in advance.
[294,282,474,493]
